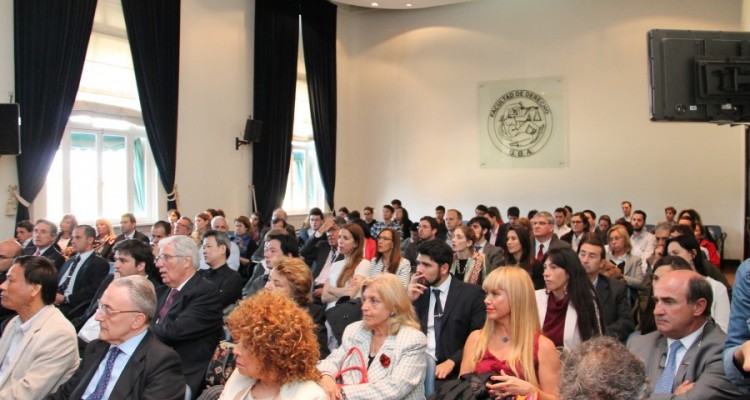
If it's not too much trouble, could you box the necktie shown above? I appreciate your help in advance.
[654,340,683,393]
[86,347,120,400]
[58,256,80,294]
[536,244,545,262]
[330,249,337,264]
[158,289,178,323]
[33,248,40,256]
[433,289,443,358]
[474,245,481,252]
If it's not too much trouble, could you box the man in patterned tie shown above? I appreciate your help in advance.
[46,275,185,400]
[628,270,740,399]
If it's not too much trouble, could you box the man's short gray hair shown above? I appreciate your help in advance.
[109,275,156,323]
[210,215,226,228]
[654,222,672,234]
[159,235,199,270]
[533,211,554,225]
[560,336,650,400]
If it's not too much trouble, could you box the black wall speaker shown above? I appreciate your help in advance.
[0,104,20,155]
[243,118,263,143]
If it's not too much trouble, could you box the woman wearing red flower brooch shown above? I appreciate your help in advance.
[318,273,427,400]
[459,267,561,400]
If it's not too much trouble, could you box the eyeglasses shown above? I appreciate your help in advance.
[377,236,393,242]
[96,300,142,318]
[156,254,184,263]
[571,220,583,224]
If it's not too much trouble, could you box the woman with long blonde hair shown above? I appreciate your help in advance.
[460,267,560,400]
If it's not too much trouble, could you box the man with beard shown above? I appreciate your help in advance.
[407,240,485,397]
[630,210,656,263]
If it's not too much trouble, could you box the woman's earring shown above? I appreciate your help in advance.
[390,312,396,317]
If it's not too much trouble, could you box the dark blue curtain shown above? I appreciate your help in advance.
[252,0,300,222]
[301,0,337,210]
[121,0,180,211]
[14,0,98,222]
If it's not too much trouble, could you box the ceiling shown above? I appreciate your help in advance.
[331,0,475,10]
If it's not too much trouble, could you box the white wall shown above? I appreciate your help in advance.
[175,0,255,220]
[336,0,747,259]
[0,0,16,239]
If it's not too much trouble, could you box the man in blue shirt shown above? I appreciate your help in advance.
[47,275,185,400]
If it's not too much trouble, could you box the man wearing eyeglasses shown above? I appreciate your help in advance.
[152,235,223,398]
[47,275,185,400]
[0,256,79,398]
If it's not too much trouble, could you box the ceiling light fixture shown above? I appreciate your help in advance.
[371,2,379,6]
[406,3,413,6]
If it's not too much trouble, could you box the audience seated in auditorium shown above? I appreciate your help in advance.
[560,212,589,253]
[499,224,544,290]
[628,270,741,399]
[298,207,323,264]
[370,204,401,239]
[621,201,633,223]
[173,216,194,237]
[47,276,185,400]
[582,209,608,244]
[605,224,644,305]
[404,216,438,268]
[94,218,117,261]
[630,210,656,264]
[0,256,79,398]
[55,214,77,259]
[243,228,298,299]
[362,206,377,231]
[408,240,485,396]
[434,205,448,241]
[199,216,240,271]
[152,235,224,397]
[150,220,171,258]
[443,209,463,247]
[554,207,571,239]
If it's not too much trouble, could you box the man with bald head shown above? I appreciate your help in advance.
[628,270,740,399]
[0,240,22,326]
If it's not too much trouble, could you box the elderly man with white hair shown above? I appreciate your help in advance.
[151,235,223,397]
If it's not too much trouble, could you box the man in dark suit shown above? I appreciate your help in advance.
[407,240,486,396]
[628,270,741,399]
[113,213,151,248]
[299,216,346,285]
[404,216,439,268]
[15,220,34,249]
[494,206,520,248]
[55,225,110,321]
[46,275,185,400]
[23,219,65,271]
[531,211,571,262]
[152,235,223,397]
[578,237,633,342]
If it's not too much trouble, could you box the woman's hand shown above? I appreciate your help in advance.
[486,371,536,398]
[319,374,342,400]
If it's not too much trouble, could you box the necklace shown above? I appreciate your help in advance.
[452,258,468,275]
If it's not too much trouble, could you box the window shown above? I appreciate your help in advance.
[281,28,325,214]
[41,0,158,224]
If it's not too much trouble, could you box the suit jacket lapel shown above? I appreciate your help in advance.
[366,334,396,382]
[650,335,669,386]
[596,277,611,305]
[165,273,199,315]
[72,341,111,399]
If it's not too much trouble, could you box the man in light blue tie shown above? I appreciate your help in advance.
[46,275,185,400]
[627,270,740,399]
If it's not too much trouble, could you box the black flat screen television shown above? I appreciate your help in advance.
[648,29,750,123]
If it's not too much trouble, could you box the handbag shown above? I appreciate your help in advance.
[335,346,368,388]
[325,296,363,343]
[205,340,236,386]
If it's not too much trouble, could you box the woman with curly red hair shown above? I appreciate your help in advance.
[219,291,327,399]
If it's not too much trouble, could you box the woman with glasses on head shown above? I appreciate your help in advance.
[536,247,603,352]
[369,228,411,288]
[460,267,561,400]
[500,225,544,290]
[318,274,427,400]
